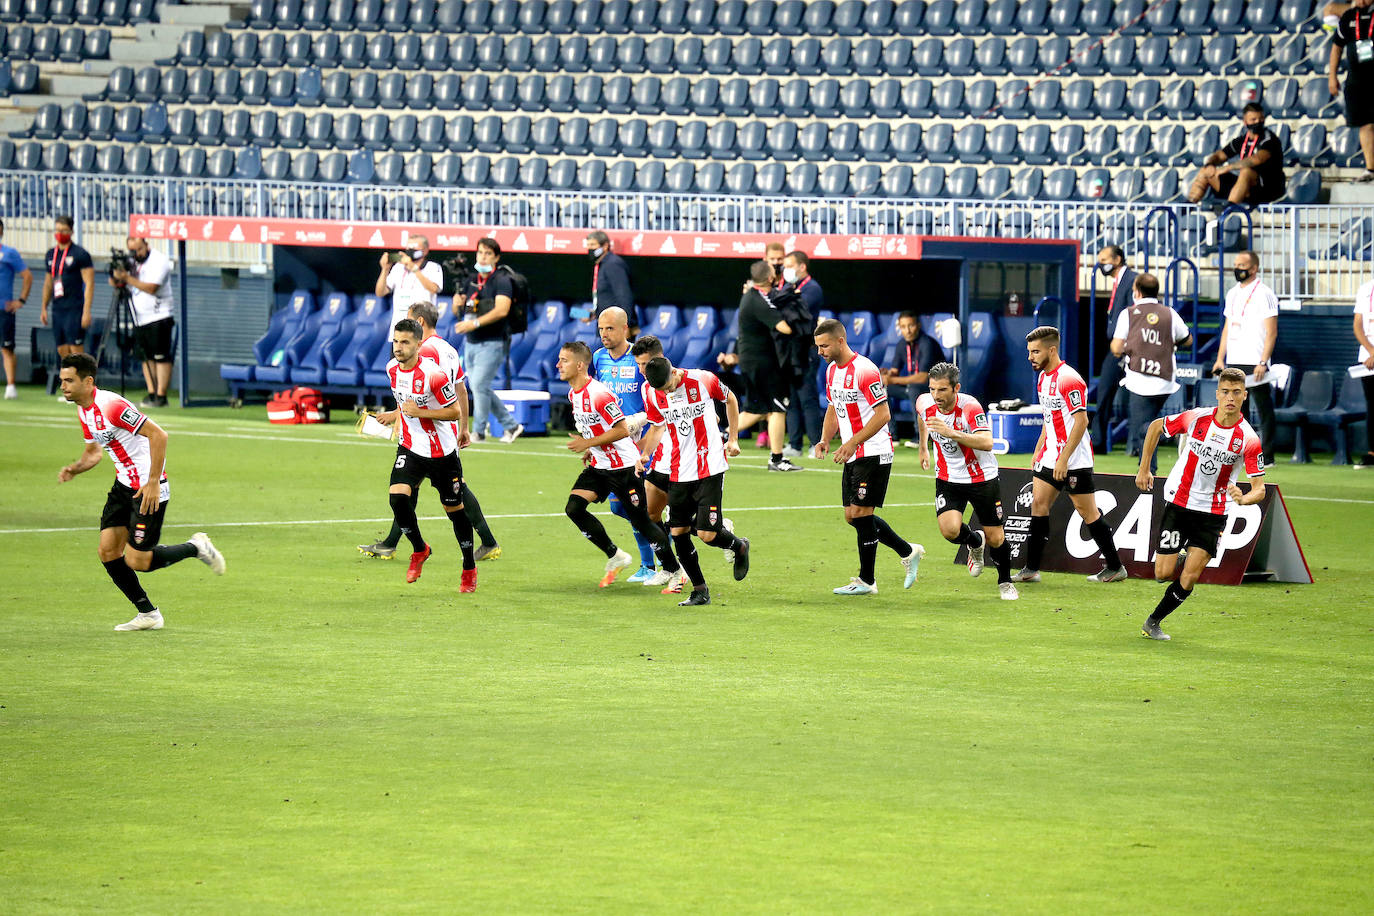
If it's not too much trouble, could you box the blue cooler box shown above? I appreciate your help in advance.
[487,390,551,436]
[989,409,1043,454]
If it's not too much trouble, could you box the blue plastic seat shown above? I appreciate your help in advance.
[226,292,317,386]
[289,294,355,385]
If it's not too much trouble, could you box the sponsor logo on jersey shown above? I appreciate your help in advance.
[1067,389,1082,410]
[120,407,142,427]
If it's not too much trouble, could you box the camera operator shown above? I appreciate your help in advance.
[375,235,442,326]
[40,214,95,361]
[454,237,522,444]
[108,237,173,409]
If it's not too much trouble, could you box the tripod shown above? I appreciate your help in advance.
[91,283,136,397]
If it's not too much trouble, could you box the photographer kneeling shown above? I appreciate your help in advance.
[109,237,174,409]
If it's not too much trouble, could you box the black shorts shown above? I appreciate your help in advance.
[1033,465,1097,495]
[51,305,85,347]
[644,469,672,493]
[134,317,174,362]
[739,363,788,415]
[1345,81,1374,128]
[0,307,14,350]
[934,477,1005,527]
[841,455,893,508]
[573,465,647,509]
[1216,170,1283,205]
[99,481,167,549]
[1157,502,1227,558]
[666,472,726,531]
[390,447,465,507]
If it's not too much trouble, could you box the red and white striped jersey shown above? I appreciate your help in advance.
[570,377,639,470]
[916,392,999,483]
[1161,407,1265,515]
[76,388,166,491]
[639,380,673,475]
[1034,361,1095,471]
[825,353,893,462]
[643,368,730,482]
[387,357,459,457]
[418,333,466,385]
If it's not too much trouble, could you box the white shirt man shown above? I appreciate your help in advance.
[377,238,443,326]
[126,246,173,327]
[1213,251,1278,463]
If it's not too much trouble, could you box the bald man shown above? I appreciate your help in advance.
[591,307,679,586]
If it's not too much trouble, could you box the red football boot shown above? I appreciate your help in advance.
[406,544,432,583]
[460,568,477,593]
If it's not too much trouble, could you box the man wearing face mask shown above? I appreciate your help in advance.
[1187,103,1287,207]
[586,230,634,327]
[40,214,95,363]
[0,217,33,400]
[778,250,823,459]
[1330,0,1374,183]
[375,234,442,328]
[1091,245,1135,453]
[1213,250,1278,465]
[108,237,174,409]
[455,237,522,444]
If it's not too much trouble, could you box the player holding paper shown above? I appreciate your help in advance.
[1135,367,1267,641]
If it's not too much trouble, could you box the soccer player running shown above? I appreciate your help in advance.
[1011,326,1127,584]
[813,318,924,596]
[1135,368,1267,641]
[592,306,662,585]
[916,362,1016,600]
[375,319,477,591]
[56,353,224,630]
[358,303,501,562]
[636,353,750,606]
[558,341,683,587]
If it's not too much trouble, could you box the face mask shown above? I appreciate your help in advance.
[1246,122,1264,135]
[782,267,798,285]
[475,262,493,275]
[55,231,72,245]
[1099,263,1116,276]
[410,249,424,261]
[588,247,603,260]
[1234,267,1251,282]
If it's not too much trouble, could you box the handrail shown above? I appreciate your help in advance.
[1141,206,1180,271]
[1032,296,1063,330]
[1217,203,1254,292]
[1164,256,1201,362]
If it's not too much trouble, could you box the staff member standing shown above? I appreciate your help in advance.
[736,260,801,472]
[375,234,442,327]
[40,215,95,361]
[779,250,823,458]
[1352,274,1374,467]
[1212,250,1278,465]
[109,237,174,409]
[586,230,634,324]
[454,237,522,444]
[1330,0,1374,184]
[1092,244,1135,452]
[0,217,33,400]
[1110,273,1193,470]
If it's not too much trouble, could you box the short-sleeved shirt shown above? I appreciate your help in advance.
[736,286,780,371]
[570,377,638,471]
[1220,127,1286,193]
[44,243,93,309]
[0,244,27,303]
[77,388,167,491]
[127,248,174,327]
[387,356,459,458]
[1355,279,1374,363]
[1161,407,1265,515]
[916,391,997,483]
[460,269,513,343]
[643,368,730,482]
[892,334,945,384]
[1112,299,1192,397]
[385,260,443,327]
[592,346,645,415]
[1333,7,1374,81]
[1222,278,1280,368]
[826,352,893,462]
[418,332,466,386]
[1034,361,1094,471]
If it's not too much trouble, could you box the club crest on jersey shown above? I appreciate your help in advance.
[412,377,424,394]
[1067,389,1082,410]
[1229,439,1242,453]
[687,387,700,403]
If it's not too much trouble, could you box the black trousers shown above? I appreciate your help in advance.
[1092,353,1126,450]
[1229,365,1276,463]
[1364,374,1374,455]
[1129,391,1170,471]
[786,355,824,450]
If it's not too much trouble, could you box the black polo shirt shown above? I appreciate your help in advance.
[43,242,93,310]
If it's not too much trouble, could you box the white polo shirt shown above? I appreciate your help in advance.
[1355,279,1374,363]
[127,247,174,327]
[1222,276,1279,368]
[385,260,444,326]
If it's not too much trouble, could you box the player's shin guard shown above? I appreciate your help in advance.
[850,516,880,584]
[1151,582,1193,622]
[703,527,740,551]
[381,491,419,550]
[950,523,982,548]
[389,492,426,551]
[672,533,706,588]
[989,540,1013,584]
[459,483,497,548]
[610,494,656,570]
[449,509,476,570]
[566,495,617,557]
[1087,516,1123,570]
[146,542,197,571]
[871,515,911,556]
[102,557,155,614]
[1025,515,1050,570]
[621,502,680,573]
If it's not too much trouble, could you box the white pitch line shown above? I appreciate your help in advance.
[0,502,934,536]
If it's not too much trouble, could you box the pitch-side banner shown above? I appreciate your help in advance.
[960,468,1313,586]
[128,214,936,259]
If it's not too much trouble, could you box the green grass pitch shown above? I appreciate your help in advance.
[2,393,1371,913]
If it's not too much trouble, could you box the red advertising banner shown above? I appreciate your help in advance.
[959,468,1312,586]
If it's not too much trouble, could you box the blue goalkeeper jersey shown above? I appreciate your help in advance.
[591,345,645,415]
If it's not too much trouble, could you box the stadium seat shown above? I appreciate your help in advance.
[290,294,356,386]
[224,291,317,387]
[1275,370,1335,463]
[1143,167,1180,202]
